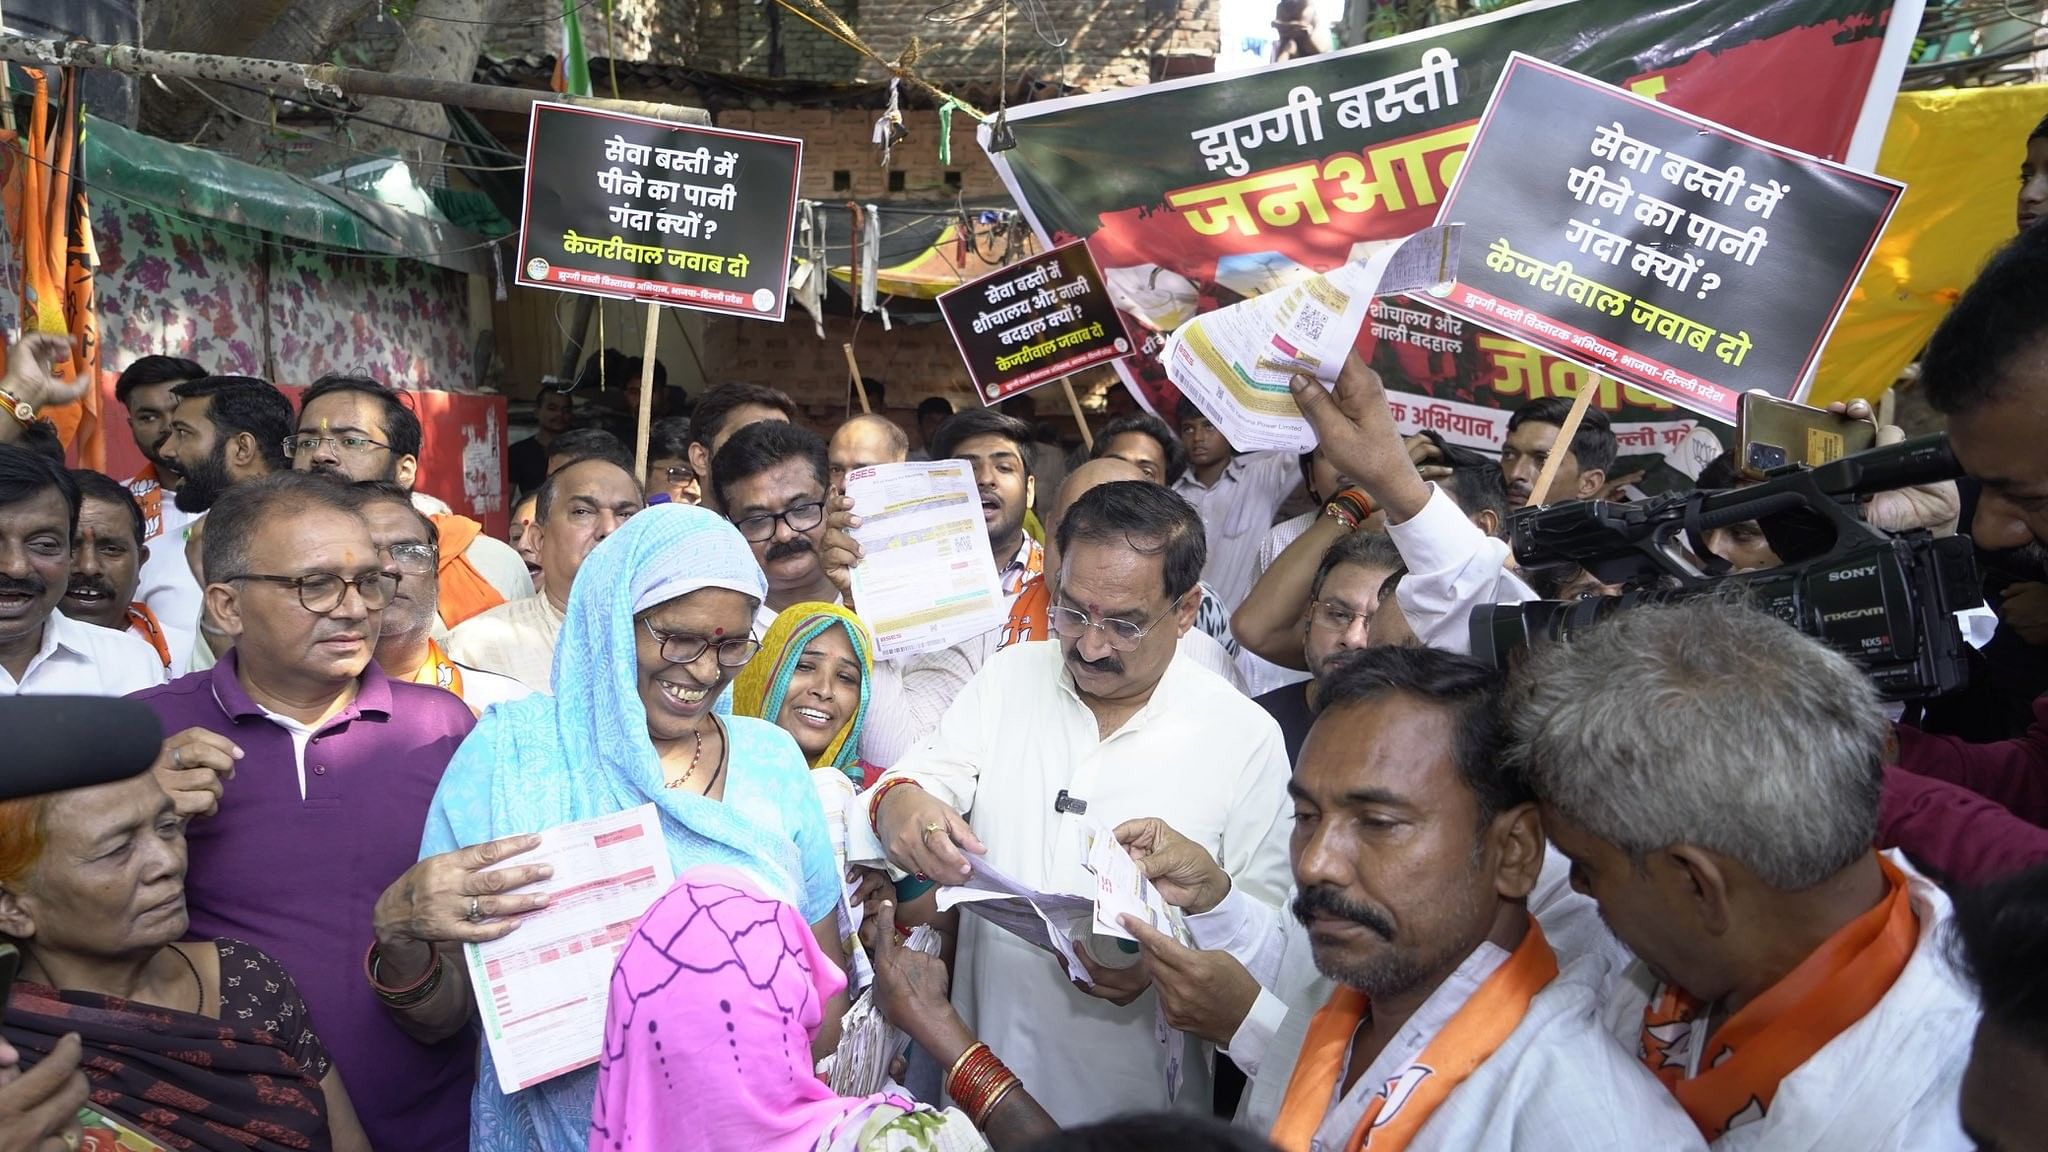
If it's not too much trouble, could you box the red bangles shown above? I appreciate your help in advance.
[867,777,923,836]
[945,1042,1023,1126]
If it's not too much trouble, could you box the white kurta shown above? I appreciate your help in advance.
[444,594,565,693]
[1247,948,1707,1152]
[1598,852,1978,1151]
[849,641,1293,1123]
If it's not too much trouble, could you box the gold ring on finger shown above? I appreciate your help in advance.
[920,821,944,843]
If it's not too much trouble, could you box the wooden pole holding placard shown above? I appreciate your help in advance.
[634,302,660,480]
[1062,378,1094,451]
[1524,381,1600,508]
[845,345,870,414]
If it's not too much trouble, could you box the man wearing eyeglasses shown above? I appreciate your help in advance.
[356,482,532,716]
[129,471,482,1152]
[712,420,842,635]
[1254,531,1405,764]
[291,375,533,632]
[847,480,1293,1124]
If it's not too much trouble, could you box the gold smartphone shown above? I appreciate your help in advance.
[1735,393,1877,479]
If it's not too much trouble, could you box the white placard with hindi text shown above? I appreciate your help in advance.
[845,461,1008,660]
[466,804,675,1094]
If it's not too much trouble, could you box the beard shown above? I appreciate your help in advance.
[1998,540,2048,583]
[307,458,400,484]
[173,443,235,513]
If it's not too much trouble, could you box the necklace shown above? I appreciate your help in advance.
[664,725,709,789]
[27,946,203,1015]
[172,945,205,1015]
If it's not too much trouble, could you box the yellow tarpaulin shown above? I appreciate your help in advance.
[1811,85,2048,407]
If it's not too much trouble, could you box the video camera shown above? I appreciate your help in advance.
[1470,435,1983,700]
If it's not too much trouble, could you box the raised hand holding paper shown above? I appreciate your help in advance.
[1164,224,1462,453]
[845,461,1008,660]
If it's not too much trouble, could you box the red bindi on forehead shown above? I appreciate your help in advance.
[712,627,725,636]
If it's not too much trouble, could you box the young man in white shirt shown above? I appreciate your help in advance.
[113,355,207,670]
[1172,400,1302,613]
[0,446,163,697]
[851,480,1293,1123]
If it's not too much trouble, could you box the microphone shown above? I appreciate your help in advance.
[0,697,164,801]
[1053,789,1087,815]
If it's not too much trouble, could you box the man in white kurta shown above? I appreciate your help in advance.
[850,481,1291,1124]
[854,641,1290,1122]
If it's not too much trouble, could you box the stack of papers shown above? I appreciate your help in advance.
[844,461,1008,660]
[825,924,944,1098]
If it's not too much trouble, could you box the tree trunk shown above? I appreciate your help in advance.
[337,0,506,172]
[201,0,400,164]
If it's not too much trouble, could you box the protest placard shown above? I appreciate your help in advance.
[1430,55,1902,423]
[937,240,1135,404]
[983,0,1922,465]
[516,104,801,320]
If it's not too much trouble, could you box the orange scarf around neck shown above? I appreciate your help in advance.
[1000,576,1049,650]
[415,639,466,699]
[1271,917,1559,1152]
[1639,856,1918,1141]
[126,602,171,669]
[431,513,506,628]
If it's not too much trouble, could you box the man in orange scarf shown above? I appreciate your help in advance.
[290,374,531,631]
[1510,602,1979,1150]
[1118,647,1699,1151]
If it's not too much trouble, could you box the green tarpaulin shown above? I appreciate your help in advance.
[82,114,496,274]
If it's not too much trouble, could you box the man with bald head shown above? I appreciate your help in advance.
[828,414,910,495]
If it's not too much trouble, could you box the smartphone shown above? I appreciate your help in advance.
[1736,393,1877,479]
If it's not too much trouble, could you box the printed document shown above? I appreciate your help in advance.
[845,461,1008,660]
[1165,224,1463,453]
[466,804,675,1093]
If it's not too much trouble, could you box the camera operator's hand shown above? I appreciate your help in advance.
[1291,356,1433,524]
[1999,582,2048,646]
[1827,400,1960,536]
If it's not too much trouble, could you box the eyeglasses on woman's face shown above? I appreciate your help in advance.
[641,620,763,668]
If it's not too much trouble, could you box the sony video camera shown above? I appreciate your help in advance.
[1469,435,1983,700]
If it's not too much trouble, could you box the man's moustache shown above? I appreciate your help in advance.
[765,537,815,563]
[1292,884,1395,941]
[64,577,115,599]
[1065,648,1123,676]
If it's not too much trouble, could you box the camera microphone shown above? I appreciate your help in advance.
[1054,790,1087,815]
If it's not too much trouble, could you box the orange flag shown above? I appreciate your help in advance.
[11,67,103,467]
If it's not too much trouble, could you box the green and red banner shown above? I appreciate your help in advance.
[984,0,1922,476]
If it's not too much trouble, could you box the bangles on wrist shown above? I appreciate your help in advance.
[364,940,444,1009]
[945,1041,1025,1127]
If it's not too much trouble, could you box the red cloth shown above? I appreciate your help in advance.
[1879,695,2048,884]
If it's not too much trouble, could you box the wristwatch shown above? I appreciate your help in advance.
[0,388,34,426]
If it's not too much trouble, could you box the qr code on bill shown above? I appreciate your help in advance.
[1297,306,1329,344]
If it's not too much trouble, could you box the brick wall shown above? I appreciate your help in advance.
[700,312,980,419]
[849,0,1221,89]
[715,107,1009,201]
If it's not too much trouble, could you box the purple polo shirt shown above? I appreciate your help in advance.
[131,652,477,1152]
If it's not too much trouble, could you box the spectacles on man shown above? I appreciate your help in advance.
[641,620,763,668]
[659,466,698,485]
[1048,592,1187,653]
[385,542,439,575]
[731,500,826,544]
[227,571,401,613]
[284,434,392,458]
[1308,599,1372,635]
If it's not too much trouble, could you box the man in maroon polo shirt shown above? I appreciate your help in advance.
[130,471,476,1152]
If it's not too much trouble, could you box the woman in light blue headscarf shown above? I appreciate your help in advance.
[367,505,845,1152]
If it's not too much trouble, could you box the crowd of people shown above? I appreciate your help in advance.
[0,176,2046,1152]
